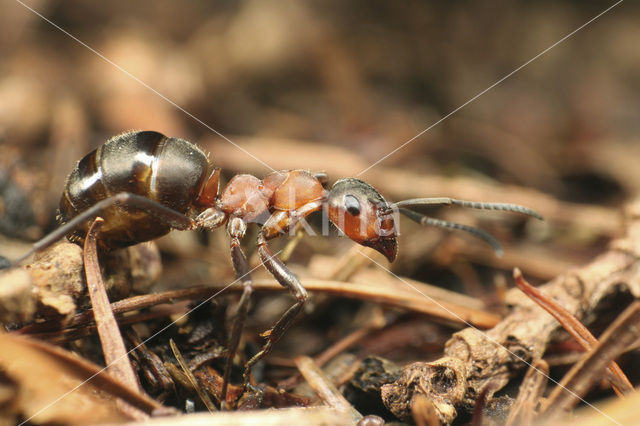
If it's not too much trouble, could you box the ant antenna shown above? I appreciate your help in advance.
[392,197,543,256]
[392,197,543,220]
[397,207,504,255]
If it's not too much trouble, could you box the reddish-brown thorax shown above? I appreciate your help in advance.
[218,170,326,226]
[263,170,325,211]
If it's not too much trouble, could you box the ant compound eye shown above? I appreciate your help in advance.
[344,194,361,216]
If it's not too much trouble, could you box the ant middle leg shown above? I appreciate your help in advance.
[244,233,308,384]
[280,221,306,262]
[3,193,195,268]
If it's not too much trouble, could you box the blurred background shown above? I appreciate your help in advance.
[1,1,639,297]
[3,1,640,411]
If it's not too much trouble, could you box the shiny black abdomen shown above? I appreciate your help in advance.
[59,131,210,248]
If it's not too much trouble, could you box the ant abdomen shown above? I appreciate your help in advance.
[59,130,211,248]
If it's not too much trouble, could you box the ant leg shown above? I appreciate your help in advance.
[392,198,543,220]
[3,193,195,268]
[280,222,305,262]
[398,207,505,256]
[244,233,308,384]
[221,217,253,409]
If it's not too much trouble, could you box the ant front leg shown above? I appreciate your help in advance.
[221,216,254,408]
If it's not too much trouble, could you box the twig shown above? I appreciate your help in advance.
[169,339,217,412]
[30,303,189,343]
[83,217,146,420]
[17,274,499,337]
[513,267,633,396]
[505,359,548,426]
[541,301,640,418]
[295,355,363,423]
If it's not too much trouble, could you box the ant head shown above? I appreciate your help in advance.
[326,178,397,262]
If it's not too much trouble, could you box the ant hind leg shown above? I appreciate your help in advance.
[1,192,195,269]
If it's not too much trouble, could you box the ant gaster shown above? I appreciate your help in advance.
[1,130,542,407]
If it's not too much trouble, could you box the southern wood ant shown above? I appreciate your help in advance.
[1,130,542,406]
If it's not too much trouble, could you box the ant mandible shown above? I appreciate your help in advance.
[1,130,542,406]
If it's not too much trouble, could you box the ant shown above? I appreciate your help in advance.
[0,130,542,407]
